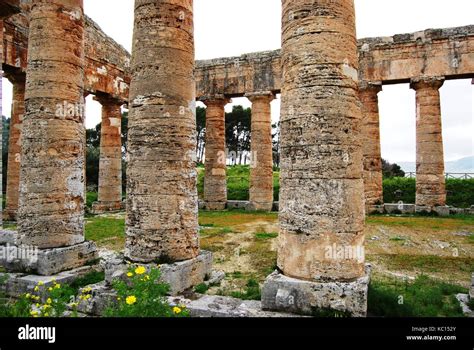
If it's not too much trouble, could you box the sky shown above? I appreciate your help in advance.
[2,0,473,163]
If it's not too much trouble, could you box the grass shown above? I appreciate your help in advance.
[367,215,474,230]
[378,254,474,274]
[226,278,261,301]
[85,216,125,250]
[255,232,278,240]
[368,275,466,317]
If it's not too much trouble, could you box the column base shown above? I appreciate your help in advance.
[203,202,227,211]
[262,266,371,317]
[104,250,213,296]
[0,234,98,276]
[91,201,125,214]
[247,201,273,212]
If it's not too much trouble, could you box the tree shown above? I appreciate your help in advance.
[382,159,405,178]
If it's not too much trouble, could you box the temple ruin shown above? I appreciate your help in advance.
[0,0,473,317]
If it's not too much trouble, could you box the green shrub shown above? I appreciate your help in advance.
[383,178,474,208]
[230,278,261,301]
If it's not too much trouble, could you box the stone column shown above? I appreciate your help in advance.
[359,82,383,210]
[92,95,123,213]
[126,0,201,264]
[262,0,369,317]
[4,71,25,221]
[11,0,97,275]
[410,77,446,208]
[246,92,274,211]
[201,96,229,210]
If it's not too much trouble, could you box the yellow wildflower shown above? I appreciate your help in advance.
[54,284,61,289]
[135,266,146,275]
[34,286,39,292]
[30,310,38,317]
[44,313,49,317]
[25,293,31,299]
[126,296,137,305]
[46,298,52,304]
[48,287,53,292]
[127,272,133,278]
[173,306,182,314]
[37,281,44,286]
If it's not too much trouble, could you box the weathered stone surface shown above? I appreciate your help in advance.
[17,0,86,249]
[1,265,100,298]
[92,95,123,214]
[247,92,274,212]
[360,82,383,209]
[410,77,446,207]
[104,251,213,296]
[2,11,130,102]
[278,0,365,282]
[385,203,416,214]
[3,69,25,221]
[194,25,474,99]
[1,240,98,276]
[73,282,300,317]
[201,96,229,210]
[0,230,17,245]
[125,0,199,263]
[262,268,370,317]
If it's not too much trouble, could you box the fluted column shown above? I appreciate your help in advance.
[359,82,383,209]
[18,0,86,248]
[4,71,26,221]
[126,0,199,263]
[92,95,123,213]
[201,96,229,210]
[246,92,274,211]
[410,77,446,207]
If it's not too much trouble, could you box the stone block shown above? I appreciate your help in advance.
[1,265,101,299]
[105,250,213,296]
[226,200,249,210]
[261,266,371,317]
[1,240,98,276]
[385,203,415,214]
[0,230,17,245]
[91,201,125,214]
[433,206,450,217]
[367,205,384,215]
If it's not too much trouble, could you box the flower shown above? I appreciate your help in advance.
[44,313,49,317]
[127,272,133,278]
[54,283,61,289]
[25,293,31,299]
[37,281,44,286]
[135,266,146,275]
[34,286,39,292]
[48,287,53,292]
[30,310,39,317]
[126,296,137,305]
[46,298,52,305]
[173,306,182,314]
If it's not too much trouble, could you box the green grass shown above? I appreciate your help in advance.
[194,283,209,294]
[86,192,98,208]
[228,278,261,301]
[255,232,278,240]
[368,275,466,317]
[85,217,125,249]
[379,254,474,274]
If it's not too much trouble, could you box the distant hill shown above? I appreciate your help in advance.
[398,156,474,174]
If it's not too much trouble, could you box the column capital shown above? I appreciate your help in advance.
[245,91,275,103]
[3,67,25,86]
[199,94,231,107]
[410,76,445,91]
[359,81,382,94]
[94,94,124,107]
